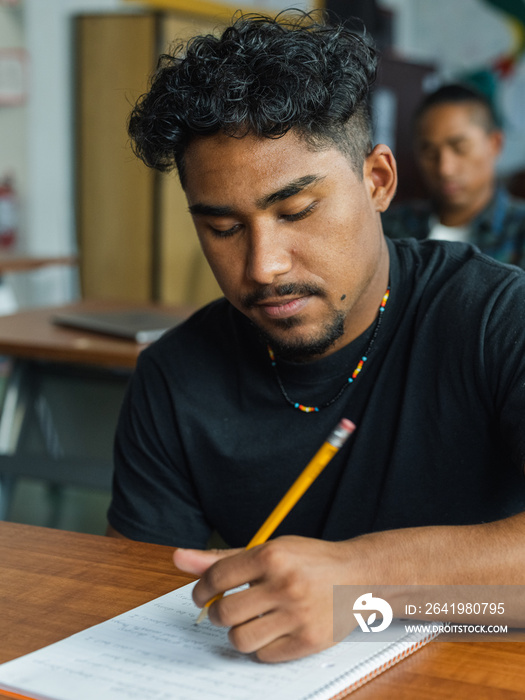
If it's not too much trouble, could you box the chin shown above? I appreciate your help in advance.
[438,191,466,206]
[255,312,345,363]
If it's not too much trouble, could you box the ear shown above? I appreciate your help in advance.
[489,129,504,158]
[363,144,398,213]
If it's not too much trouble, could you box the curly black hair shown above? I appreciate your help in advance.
[128,9,378,185]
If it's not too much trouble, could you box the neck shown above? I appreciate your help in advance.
[337,235,390,350]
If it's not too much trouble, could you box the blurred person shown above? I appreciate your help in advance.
[382,83,525,267]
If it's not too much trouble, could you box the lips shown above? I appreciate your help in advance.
[257,295,311,319]
[439,181,462,197]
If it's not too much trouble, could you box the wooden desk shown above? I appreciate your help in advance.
[1,522,524,700]
[0,299,189,369]
[0,300,194,519]
[0,254,77,275]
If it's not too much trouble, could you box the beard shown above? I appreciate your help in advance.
[242,282,346,362]
[254,308,346,363]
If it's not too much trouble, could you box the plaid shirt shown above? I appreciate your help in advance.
[382,187,525,269]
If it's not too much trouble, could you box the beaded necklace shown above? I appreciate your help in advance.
[267,287,390,413]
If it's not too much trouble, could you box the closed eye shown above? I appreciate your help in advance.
[209,223,242,238]
[281,201,318,222]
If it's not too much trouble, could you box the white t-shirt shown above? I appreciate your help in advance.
[428,216,470,243]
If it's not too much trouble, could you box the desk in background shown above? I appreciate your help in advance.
[1,522,524,700]
[0,300,194,521]
[0,254,77,275]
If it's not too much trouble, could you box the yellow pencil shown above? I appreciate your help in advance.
[196,417,356,624]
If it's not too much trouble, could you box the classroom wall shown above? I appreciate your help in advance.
[0,0,127,308]
[0,3,26,240]
[0,1,28,309]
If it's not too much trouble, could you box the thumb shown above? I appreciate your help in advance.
[173,547,242,576]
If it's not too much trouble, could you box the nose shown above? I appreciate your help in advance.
[436,148,457,179]
[245,223,293,286]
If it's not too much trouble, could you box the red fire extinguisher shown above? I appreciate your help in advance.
[0,175,18,249]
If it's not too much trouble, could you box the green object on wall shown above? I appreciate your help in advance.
[482,0,525,28]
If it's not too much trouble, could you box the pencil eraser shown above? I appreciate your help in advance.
[327,418,356,448]
[339,418,356,434]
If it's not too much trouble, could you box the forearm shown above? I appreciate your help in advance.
[343,511,525,586]
[338,512,525,629]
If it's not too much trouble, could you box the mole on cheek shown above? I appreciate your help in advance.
[340,294,346,301]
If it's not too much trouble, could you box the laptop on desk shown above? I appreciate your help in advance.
[52,308,185,343]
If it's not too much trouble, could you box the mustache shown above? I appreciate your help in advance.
[241,283,324,309]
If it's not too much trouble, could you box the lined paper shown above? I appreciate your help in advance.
[0,583,433,700]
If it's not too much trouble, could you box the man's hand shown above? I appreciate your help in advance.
[173,513,525,662]
[173,536,359,662]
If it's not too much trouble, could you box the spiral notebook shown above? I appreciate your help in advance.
[0,582,437,700]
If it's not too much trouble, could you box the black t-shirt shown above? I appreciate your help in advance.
[108,238,525,547]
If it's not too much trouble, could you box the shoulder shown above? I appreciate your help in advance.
[390,237,525,303]
[503,193,525,222]
[389,239,525,377]
[135,297,258,382]
[482,187,525,230]
[498,185,525,208]
[138,298,233,366]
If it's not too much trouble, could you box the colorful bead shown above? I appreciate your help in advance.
[297,405,318,413]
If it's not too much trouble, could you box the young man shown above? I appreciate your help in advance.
[382,83,525,267]
[107,13,525,662]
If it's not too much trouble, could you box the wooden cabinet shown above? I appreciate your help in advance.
[75,13,222,306]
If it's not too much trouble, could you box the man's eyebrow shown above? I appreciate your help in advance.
[188,203,235,217]
[256,174,325,208]
[447,136,468,145]
[418,134,468,148]
[188,174,325,218]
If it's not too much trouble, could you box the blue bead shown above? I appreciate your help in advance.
[362,356,367,361]
[294,403,299,408]
[348,378,353,383]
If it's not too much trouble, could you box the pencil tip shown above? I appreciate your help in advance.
[196,607,208,625]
